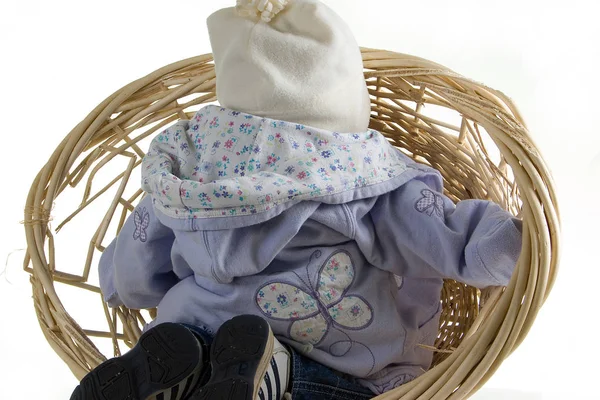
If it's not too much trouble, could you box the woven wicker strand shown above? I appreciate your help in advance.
[23,49,559,399]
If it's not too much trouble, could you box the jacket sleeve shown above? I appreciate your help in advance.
[354,178,523,288]
[98,195,178,309]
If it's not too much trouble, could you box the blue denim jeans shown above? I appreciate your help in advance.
[183,324,373,399]
[288,346,373,400]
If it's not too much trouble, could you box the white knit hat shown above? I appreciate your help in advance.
[207,0,371,133]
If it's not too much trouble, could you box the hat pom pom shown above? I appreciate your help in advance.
[236,0,289,22]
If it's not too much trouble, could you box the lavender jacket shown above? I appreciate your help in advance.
[99,106,522,394]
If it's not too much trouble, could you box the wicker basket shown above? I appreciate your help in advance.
[23,48,559,399]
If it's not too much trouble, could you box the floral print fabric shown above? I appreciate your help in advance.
[255,251,374,346]
[142,105,408,219]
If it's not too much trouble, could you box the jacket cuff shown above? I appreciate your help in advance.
[98,240,123,307]
[474,217,523,286]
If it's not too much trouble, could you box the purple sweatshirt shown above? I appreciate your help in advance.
[99,106,522,394]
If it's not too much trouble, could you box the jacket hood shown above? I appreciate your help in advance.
[142,105,435,226]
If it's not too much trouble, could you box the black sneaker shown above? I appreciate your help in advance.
[70,323,208,400]
[192,315,274,400]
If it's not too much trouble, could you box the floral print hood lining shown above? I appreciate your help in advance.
[142,105,408,219]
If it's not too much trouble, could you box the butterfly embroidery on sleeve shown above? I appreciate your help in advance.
[255,250,376,374]
[415,189,444,218]
[133,207,150,242]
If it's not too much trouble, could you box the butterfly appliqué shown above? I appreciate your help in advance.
[256,251,376,374]
[133,207,150,242]
[415,189,444,218]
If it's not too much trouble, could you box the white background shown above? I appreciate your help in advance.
[1,0,599,399]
